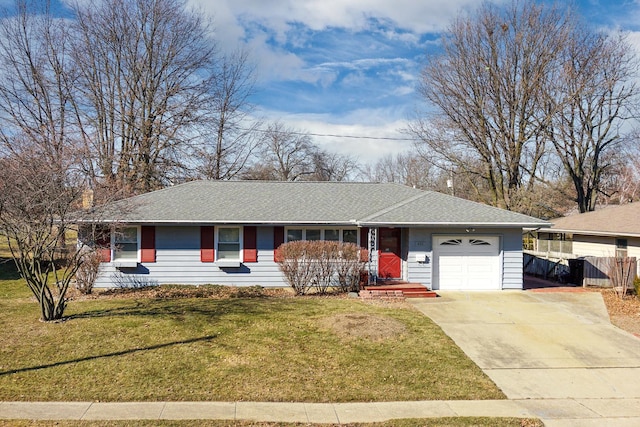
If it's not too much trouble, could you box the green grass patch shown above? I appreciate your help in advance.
[0,419,543,427]
[0,284,504,403]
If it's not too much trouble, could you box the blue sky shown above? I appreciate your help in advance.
[195,0,640,164]
[14,0,639,164]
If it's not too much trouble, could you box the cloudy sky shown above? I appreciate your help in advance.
[25,0,640,165]
[189,0,640,165]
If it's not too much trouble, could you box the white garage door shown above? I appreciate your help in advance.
[434,235,501,290]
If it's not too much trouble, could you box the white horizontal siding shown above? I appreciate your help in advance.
[93,225,526,291]
[406,228,432,287]
[501,230,523,290]
[94,226,287,288]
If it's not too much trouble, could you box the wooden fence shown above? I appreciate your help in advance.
[581,256,637,288]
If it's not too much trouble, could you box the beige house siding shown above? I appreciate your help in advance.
[627,238,640,258]
[572,235,617,258]
[571,235,640,274]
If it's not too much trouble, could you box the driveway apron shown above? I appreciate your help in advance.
[410,291,640,399]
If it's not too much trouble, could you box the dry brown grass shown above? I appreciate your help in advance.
[318,312,408,341]
[599,288,640,336]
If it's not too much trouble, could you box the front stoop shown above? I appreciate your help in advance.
[361,282,437,299]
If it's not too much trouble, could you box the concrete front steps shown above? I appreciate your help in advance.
[361,281,437,299]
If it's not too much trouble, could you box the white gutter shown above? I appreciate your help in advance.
[75,219,551,228]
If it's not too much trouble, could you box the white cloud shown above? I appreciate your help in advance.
[624,30,640,54]
[191,0,489,59]
[321,57,411,71]
[196,0,488,35]
[253,107,416,164]
[187,0,509,164]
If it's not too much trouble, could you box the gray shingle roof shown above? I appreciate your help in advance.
[550,202,640,237]
[85,180,549,227]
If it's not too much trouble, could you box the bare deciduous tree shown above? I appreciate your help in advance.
[0,1,88,321]
[597,156,640,206]
[195,49,262,180]
[71,0,216,194]
[0,0,76,167]
[244,122,359,182]
[412,1,571,211]
[545,30,639,212]
[412,1,639,213]
[307,149,358,182]
[246,122,315,181]
[0,142,88,321]
[360,152,437,189]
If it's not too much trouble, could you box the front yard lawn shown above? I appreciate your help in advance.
[0,270,504,402]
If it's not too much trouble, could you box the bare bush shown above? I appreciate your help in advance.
[276,241,317,295]
[276,241,366,295]
[335,243,365,293]
[75,249,103,294]
[609,257,636,298]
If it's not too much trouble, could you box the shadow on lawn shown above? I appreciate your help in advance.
[0,258,20,280]
[0,334,217,377]
[68,296,291,322]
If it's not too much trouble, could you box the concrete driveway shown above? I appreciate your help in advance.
[410,291,640,399]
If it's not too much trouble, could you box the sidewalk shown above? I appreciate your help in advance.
[2,398,640,426]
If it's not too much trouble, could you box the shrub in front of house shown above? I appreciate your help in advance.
[75,248,103,295]
[276,241,366,295]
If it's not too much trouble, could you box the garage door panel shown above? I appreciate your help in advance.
[467,256,497,271]
[434,235,501,290]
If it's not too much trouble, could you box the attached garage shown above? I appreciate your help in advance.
[433,235,501,290]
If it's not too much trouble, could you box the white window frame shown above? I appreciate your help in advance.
[112,226,141,266]
[284,227,359,245]
[615,238,628,258]
[215,226,243,266]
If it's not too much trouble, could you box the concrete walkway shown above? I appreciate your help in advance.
[3,291,640,425]
[2,398,640,425]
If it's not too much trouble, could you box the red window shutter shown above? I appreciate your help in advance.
[359,227,369,262]
[273,226,285,262]
[200,226,215,262]
[96,231,111,262]
[140,226,156,263]
[243,226,258,262]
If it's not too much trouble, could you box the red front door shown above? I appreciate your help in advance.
[378,228,402,279]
